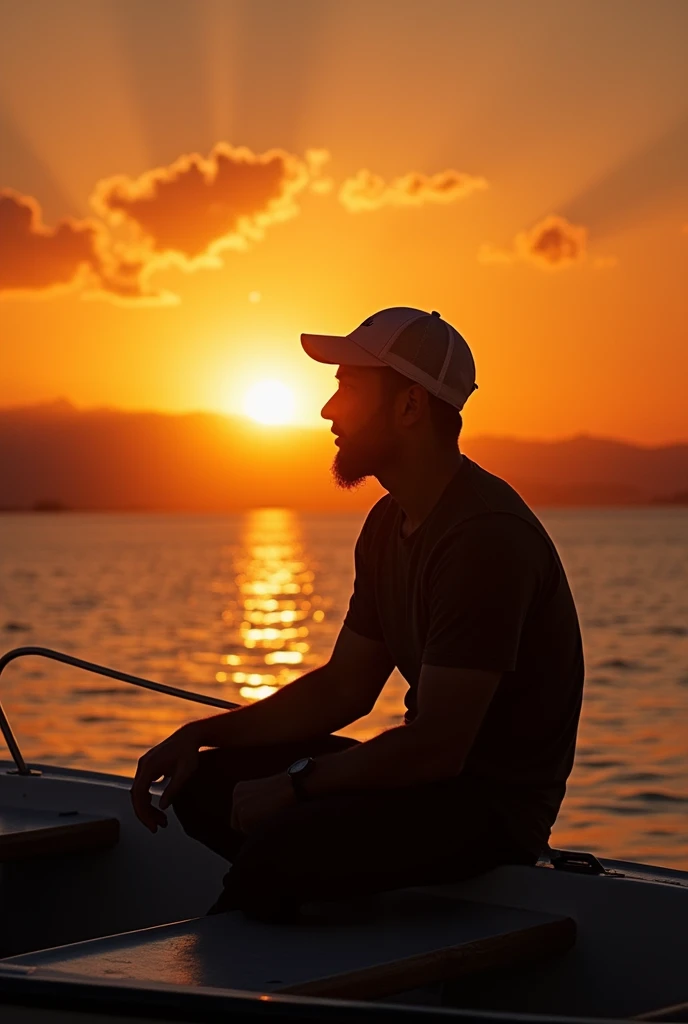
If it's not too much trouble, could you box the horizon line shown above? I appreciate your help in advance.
[1,396,687,449]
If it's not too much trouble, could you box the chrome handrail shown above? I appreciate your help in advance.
[0,646,240,776]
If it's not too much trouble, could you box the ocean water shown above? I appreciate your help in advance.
[1,507,687,869]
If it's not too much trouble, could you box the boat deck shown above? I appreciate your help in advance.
[8,890,575,1001]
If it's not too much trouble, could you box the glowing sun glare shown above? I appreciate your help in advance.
[243,379,296,425]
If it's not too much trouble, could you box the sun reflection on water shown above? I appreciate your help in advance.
[220,509,321,703]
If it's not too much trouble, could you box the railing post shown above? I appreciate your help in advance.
[0,646,239,776]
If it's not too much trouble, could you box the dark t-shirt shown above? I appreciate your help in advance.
[344,456,584,853]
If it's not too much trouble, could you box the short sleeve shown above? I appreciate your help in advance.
[343,528,384,642]
[422,514,550,672]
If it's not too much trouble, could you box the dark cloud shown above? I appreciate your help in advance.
[0,189,101,297]
[92,143,310,262]
[521,215,587,268]
[0,189,171,305]
[339,168,487,212]
[479,214,610,271]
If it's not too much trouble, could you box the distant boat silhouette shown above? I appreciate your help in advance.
[31,499,71,512]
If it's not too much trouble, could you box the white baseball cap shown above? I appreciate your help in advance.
[301,306,477,412]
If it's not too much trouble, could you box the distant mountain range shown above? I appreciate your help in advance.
[0,399,686,511]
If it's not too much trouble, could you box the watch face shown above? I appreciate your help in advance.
[289,757,311,776]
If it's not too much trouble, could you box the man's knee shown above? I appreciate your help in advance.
[212,803,357,919]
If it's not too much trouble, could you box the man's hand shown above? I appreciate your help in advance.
[130,726,200,833]
[231,773,296,834]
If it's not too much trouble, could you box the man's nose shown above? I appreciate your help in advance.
[321,393,336,421]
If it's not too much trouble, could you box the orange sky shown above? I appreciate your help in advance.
[1,0,687,444]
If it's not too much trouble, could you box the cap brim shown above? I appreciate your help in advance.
[301,333,386,367]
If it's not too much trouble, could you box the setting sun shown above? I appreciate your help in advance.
[243,379,296,425]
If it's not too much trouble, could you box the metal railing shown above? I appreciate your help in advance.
[0,646,240,776]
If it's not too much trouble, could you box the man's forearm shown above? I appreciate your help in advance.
[182,665,364,749]
[302,722,463,796]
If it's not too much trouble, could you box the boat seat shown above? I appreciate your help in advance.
[7,889,576,1001]
[0,805,119,862]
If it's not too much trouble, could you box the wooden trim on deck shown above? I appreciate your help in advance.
[279,916,577,1001]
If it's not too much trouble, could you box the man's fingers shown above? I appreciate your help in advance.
[159,772,185,810]
[130,761,165,830]
[135,804,166,833]
[149,806,168,829]
[130,742,198,830]
[131,790,161,831]
[130,778,152,820]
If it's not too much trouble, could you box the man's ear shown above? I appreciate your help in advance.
[398,383,429,426]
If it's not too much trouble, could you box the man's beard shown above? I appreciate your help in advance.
[331,411,398,490]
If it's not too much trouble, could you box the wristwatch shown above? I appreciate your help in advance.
[287,756,315,801]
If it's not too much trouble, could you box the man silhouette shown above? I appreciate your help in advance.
[131,307,584,920]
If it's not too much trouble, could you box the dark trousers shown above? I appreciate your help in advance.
[172,734,537,920]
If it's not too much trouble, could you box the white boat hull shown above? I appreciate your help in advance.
[1,761,687,1020]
